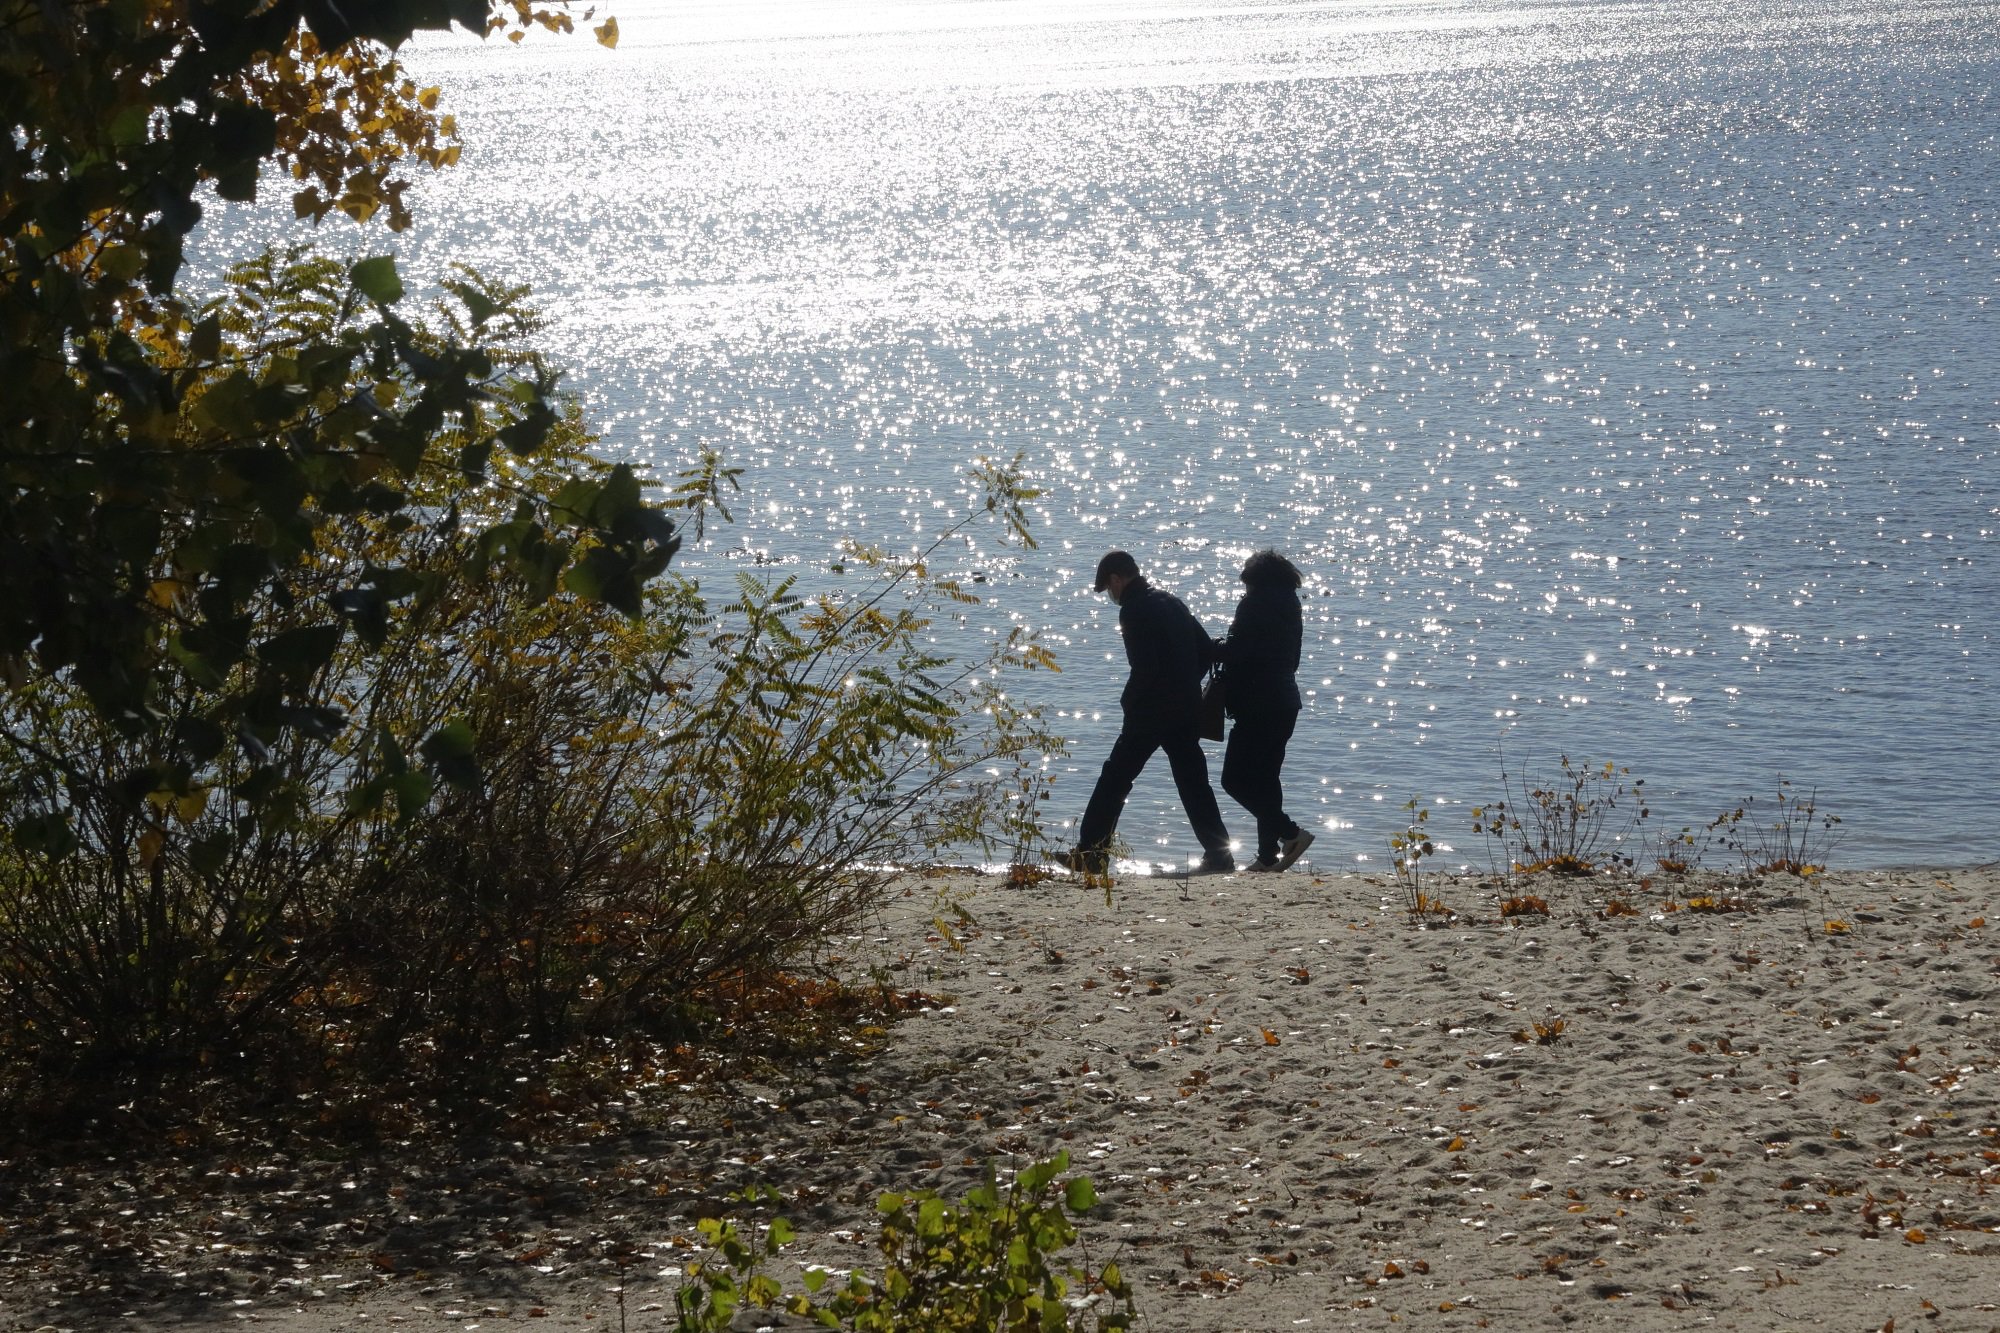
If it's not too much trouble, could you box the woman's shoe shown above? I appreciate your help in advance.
[1274,828,1316,871]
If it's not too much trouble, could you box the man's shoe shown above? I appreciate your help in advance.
[1274,827,1316,872]
[1197,850,1236,875]
[1059,847,1109,876]
[1242,856,1281,874]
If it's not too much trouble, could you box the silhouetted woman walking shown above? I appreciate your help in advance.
[1216,550,1314,872]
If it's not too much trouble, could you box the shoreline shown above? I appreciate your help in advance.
[4,864,1996,1331]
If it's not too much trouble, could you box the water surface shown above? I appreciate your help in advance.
[195,0,2000,868]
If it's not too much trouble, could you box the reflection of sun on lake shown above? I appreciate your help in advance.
[195,0,2000,866]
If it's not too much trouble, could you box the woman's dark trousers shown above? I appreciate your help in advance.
[1222,707,1301,864]
[1077,722,1231,859]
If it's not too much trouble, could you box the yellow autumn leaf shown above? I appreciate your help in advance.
[137,827,165,869]
[174,787,209,822]
[595,16,619,48]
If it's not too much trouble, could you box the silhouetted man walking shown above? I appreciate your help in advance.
[1063,551,1234,875]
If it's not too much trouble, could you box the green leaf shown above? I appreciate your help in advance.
[564,546,642,617]
[350,255,404,304]
[12,812,78,862]
[279,704,348,742]
[594,463,643,526]
[98,244,145,281]
[108,103,151,146]
[1063,1177,1098,1212]
[255,622,344,684]
[344,776,387,817]
[372,417,429,477]
[99,503,164,566]
[172,715,230,765]
[187,314,222,362]
[188,831,231,878]
[498,402,556,456]
[388,769,434,817]
[191,371,257,435]
[215,160,261,203]
[445,279,500,328]
[419,720,480,790]
[551,474,600,522]
[329,586,389,647]
[166,632,231,689]
[1018,1156,1061,1195]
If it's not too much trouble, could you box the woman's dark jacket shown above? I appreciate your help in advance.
[1116,577,1213,729]
[1217,583,1302,718]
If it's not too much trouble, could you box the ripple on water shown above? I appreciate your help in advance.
[190,0,2000,865]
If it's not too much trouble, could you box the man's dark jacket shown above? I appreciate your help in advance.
[1116,577,1213,728]
[1217,583,1303,717]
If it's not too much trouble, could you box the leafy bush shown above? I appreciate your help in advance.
[0,247,605,1069]
[0,249,1060,1090]
[674,1154,1134,1331]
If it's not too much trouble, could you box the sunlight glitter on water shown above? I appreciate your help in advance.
[191,0,2000,865]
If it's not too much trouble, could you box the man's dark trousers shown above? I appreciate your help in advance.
[1076,720,1232,859]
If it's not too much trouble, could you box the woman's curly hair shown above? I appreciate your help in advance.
[1239,548,1303,590]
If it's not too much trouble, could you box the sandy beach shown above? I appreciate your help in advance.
[5,862,1997,1331]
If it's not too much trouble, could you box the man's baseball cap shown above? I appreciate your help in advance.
[1093,550,1139,592]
